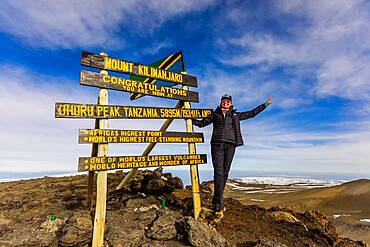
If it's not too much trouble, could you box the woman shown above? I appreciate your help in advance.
[192,94,272,218]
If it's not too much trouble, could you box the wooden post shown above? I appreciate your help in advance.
[182,72,201,220]
[92,53,109,247]
[86,102,99,209]
[115,100,184,190]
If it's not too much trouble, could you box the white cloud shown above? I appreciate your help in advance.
[233,117,370,174]
[218,0,370,103]
[315,54,370,103]
[224,0,370,65]
[0,0,216,49]
[224,34,301,66]
[0,65,96,172]
[0,1,120,48]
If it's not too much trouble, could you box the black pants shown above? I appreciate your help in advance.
[211,142,236,211]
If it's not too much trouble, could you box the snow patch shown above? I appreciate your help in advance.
[234,176,344,187]
[333,214,352,219]
[251,199,265,202]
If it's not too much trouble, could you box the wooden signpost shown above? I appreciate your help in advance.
[55,103,212,119]
[80,70,200,102]
[56,51,210,247]
[81,51,198,87]
[78,129,204,144]
[78,154,207,172]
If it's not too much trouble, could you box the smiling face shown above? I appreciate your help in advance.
[221,99,233,109]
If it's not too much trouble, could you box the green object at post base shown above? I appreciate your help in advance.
[161,200,166,209]
[50,215,56,221]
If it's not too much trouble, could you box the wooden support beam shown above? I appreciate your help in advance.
[182,72,201,220]
[86,116,99,209]
[92,53,109,247]
[115,100,183,190]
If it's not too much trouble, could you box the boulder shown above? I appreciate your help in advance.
[185,216,232,247]
[303,210,338,239]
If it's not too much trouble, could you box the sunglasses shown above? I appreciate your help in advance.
[221,100,232,104]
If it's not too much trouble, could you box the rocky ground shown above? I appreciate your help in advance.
[224,178,370,244]
[0,169,368,247]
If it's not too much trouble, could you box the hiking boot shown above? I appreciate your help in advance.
[215,210,224,219]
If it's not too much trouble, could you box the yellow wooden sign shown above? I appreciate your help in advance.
[79,129,204,144]
[55,102,212,119]
[80,70,200,102]
[78,154,207,172]
[81,51,197,87]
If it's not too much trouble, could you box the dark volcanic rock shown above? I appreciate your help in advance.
[59,211,93,246]
[303,210,338,239]
[0,170,367,247]
[105,198,230,247]
[140,168,184,195]
[185,216,231,247]
[146,210,180,240]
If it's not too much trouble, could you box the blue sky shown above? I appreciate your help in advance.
[0,0,369,177]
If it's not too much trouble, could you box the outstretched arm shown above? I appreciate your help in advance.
[238,96,272,120]
[192,113,214,128]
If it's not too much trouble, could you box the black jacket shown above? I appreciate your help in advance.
[192,104,266,147]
